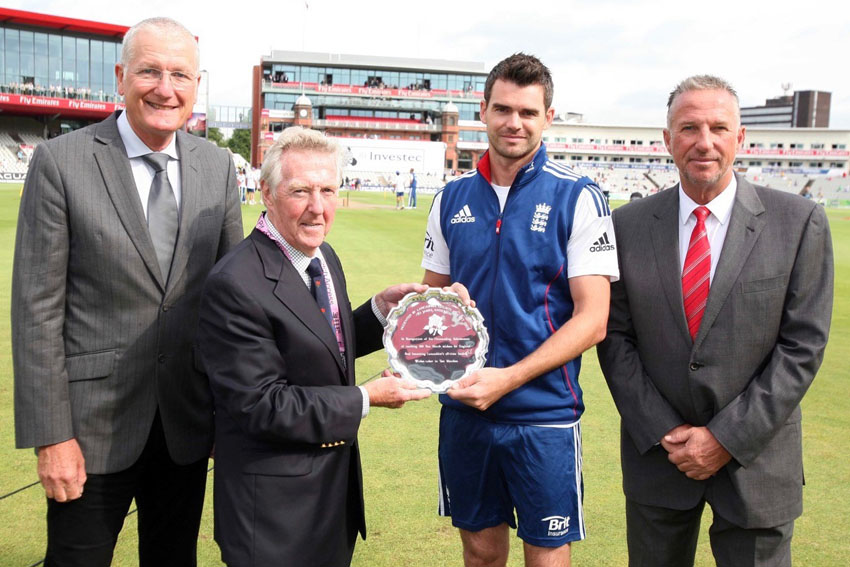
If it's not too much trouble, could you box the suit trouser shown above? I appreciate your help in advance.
[626,499,794,567]
[44,412,208,567]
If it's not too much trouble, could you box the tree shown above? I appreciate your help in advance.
[207,127,226,147]
[227,129,251,162]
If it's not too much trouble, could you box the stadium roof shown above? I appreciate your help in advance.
[0,7,128,38]
[262,50,487,75]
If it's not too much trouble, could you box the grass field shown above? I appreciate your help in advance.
[0,184,847,566]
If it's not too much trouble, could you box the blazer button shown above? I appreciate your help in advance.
[158,354,166,363]
[689,363,701,371]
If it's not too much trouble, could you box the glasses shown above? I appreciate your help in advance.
[131,68,197,90]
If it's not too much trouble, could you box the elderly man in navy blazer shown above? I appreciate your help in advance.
[598,75,833,566]
[198,126,438,567]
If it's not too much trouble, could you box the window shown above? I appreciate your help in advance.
[61,36,75,87]
[48,34,61,86]
[76,38,88,89]
[5,28,19,84]
[811,143,824,149]
[570,156,582,161]
[612,139,625,145]
[629,158,643,163]
[769,143,783,149]
[749,161,762,166]
[832,144,847,149]
[571,138,584,143]
[630,140,643,145]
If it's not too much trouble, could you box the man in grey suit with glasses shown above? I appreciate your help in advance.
[12,17,242,567]
[597,75,833,566]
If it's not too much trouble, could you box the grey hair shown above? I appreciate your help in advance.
[260,127,344,196]
[666,75,739,126]
[120,17,200,76]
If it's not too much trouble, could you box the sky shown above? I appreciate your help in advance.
[10,0,850,129]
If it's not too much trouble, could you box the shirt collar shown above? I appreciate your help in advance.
[117,110,179,160]
[259,212,324,273]
[678,174,737,226]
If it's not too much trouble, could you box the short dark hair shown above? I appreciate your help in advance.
[484,53,553,109]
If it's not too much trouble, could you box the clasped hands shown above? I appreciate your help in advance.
[661,424,732,481]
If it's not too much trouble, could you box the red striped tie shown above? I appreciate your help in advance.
[683,206,711,340]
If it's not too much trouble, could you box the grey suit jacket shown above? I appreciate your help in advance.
[597,175,833,528]
[12,111,244,474]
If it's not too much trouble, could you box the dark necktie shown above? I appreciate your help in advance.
[682,206,711,340]
[307,258,334,330]
[142,153,179,282]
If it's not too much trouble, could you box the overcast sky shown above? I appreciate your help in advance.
[12,0,850,129]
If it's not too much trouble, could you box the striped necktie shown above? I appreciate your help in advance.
[683,206,711,340]
[142,153,178,282]
[307,258,334,330]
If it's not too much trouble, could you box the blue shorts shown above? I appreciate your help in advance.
[438,406,585,547]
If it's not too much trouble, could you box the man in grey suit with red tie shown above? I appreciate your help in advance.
[198,126,435,567]
[597,75,833,566]
[12,17,243,566]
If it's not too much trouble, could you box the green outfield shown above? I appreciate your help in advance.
[0,184,847,566]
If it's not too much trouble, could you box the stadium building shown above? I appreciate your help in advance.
[741,89,831,128]
[0,8,128,180]
[250,50,488,172]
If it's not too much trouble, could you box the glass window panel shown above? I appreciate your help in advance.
[0,28,5,80]
[34,33,48,89]
[103,41,116,98]
[62,36,76,88]
[5,28,20,85]
[20,31,34,81]
[76,38,89,89]
[90,40,103,96]
[49,34,62,88]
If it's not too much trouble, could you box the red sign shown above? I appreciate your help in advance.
[0,92,124,119]
[739,148,849,157]
[267,81,483,100]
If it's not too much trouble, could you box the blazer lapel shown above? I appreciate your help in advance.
[694,175,765,347]
[648,187,692,344]
[255,233,346,375]
[93,112,165,290]
[322,243,355,384]
[167,131,200,294]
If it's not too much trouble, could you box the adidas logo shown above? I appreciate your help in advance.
[450,204,476,224]
[589,232,615,252]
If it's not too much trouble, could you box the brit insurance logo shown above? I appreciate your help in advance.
[541,515,571,537]
[589,232,615,252]
[450,204,476,224]
[530,203,551,233]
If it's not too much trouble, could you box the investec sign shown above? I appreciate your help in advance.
[346,145,427,172]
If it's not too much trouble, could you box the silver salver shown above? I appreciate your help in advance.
[384,288,489,393]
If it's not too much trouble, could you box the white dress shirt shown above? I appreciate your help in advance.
[678,176,737,285]
[116,111,181,218]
